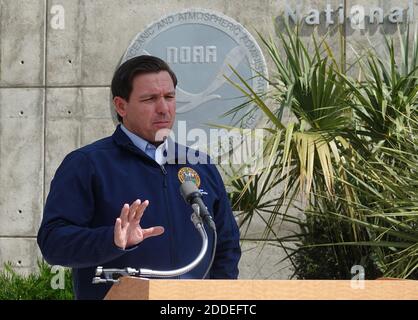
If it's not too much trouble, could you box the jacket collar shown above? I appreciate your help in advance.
[112,124,208,165]
[112,125,156,162]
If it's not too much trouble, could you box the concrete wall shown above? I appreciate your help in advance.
[0,0,416,279]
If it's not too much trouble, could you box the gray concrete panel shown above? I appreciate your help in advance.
[0,238,41,275]
[0,0,45,86]
[46,0,82,86]
[45,87,115,196]
[0,88,43,236]
[238,241,294,279]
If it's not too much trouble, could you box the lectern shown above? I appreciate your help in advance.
[104,277,418,300]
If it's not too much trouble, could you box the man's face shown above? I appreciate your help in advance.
[114,71,176,144]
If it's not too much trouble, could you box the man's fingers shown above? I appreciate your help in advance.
[115,217,122,233]
[119,204,129,227]
[142,226,165,240]
[114,218,125,249]
[134,200,149,221]
[129,199,141,221]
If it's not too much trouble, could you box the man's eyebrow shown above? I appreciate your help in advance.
[138,93,157,99]
[138,91,176,99]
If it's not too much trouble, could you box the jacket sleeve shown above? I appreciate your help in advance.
[37,151,127,268]
[209,166,241,279]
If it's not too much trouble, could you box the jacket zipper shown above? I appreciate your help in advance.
[160,165,167,186]
[160,164,177,277]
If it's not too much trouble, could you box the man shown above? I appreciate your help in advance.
[37,55,241,300]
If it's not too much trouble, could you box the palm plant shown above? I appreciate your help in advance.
[225,24,371,277]
[332,25,418,278]
[225,24,418,279]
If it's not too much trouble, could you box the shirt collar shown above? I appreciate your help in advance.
[120,124,168,165]
[120,124,150,154]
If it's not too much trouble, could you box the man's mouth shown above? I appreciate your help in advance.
[153,120,171,127]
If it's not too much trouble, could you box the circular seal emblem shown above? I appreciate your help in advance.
[120,8,268,155]
[178,167,201,188]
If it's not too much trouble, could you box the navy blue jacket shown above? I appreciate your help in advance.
[37,125,241,299]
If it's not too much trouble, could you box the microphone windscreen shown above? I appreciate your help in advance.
[180,180,199,202]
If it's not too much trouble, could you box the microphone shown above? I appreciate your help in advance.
[180,181,216,230]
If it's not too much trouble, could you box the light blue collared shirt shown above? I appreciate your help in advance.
[120,124,166,164]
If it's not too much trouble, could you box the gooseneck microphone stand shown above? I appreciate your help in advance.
[92,203,210,284]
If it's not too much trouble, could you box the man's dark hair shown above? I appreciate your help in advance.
[111,55,177,123]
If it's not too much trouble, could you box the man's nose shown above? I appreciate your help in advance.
[156,97,169,113]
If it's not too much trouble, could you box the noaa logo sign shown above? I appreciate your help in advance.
[122,8,268,150]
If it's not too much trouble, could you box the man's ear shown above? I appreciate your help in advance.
[113,96,128,119]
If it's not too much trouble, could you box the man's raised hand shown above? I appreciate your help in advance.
[114,199,164,249]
